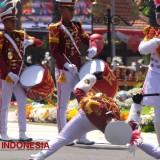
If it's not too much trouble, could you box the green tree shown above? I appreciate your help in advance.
[136,0,158,27]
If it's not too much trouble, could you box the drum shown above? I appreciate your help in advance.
[20,65,55,101]
[79,59,118,98]
[104,121,132,145]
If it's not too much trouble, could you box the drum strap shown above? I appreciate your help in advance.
[60,25,81,56]
[4,33,22,59]
[4,33,24,77]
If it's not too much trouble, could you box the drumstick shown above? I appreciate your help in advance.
[23,29,26,56]
[63,54,72,65]
[17,29,26,77]
[143,93,160,97]
[86,39,92,61]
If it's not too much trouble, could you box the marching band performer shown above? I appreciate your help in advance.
[0,0,42,141]
[138,0,160,146]
[49,0,98,145]
[29,73,160,160]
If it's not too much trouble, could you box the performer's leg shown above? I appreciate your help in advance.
[0,80,13,140]
[14,84,27,133]
[72,74,94,145]
[154,105,160,146]
[29,110,96,159]
[55,69,74,132]
[14,84,31,141]
[138,140,160,159]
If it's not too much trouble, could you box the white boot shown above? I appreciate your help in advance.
[1,133,12,141]
[76,135,94,145]
[29,152,45,160]
[19,132,32,141]
[154,123,160,146]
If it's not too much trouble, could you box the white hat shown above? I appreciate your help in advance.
[0,7,17,21]
[0,0,20,21]
[56,0,77,6]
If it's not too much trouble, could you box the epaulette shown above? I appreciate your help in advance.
[14,30,25,37]
[0,31,3,37]
[0,31,4,49]
[49,22,62,30]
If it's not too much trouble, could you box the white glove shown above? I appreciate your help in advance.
[87,47,97,58]
[8,72,19,84]
[22,39,34,48]
[64,62,78,74]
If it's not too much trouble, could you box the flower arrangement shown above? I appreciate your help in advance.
[115,88,142,109]
[141,108,154,132]
[120,112,129,121]
[66,108,78,121]
[26,104,35,119]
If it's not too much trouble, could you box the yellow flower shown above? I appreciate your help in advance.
[66,108,78,121]
[26,105,34,119]
[120,112,129,121]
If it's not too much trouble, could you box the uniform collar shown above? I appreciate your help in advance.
[61,19,72,27]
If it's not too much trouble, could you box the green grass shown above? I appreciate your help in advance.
[121,106,153,115]
[9,105,17,111]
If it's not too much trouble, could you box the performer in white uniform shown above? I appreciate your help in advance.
[29,74,160,160]
[49,0,98,145]
[138,0,160,145]
[0,0,42,141]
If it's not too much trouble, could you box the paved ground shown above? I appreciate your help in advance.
[0,112,157,160]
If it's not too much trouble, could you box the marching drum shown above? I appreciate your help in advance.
[105,121,132,145]
[79,59,118,98]
[20,65,55,101]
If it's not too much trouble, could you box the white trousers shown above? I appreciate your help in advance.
[0,80,27,134]
[142,69,160,145]
[138,140,160,159]
[55,68,79,132]
[41,110,160,159]
[42,110,96,158]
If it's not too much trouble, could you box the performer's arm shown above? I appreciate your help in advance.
[17,30,42,47]
[77,22,98,58]
[74,74,97,102]
[49,25,67,66]
[138,37,160,55]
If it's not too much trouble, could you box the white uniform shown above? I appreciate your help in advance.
[29,74,160,160]
[0,80,26,134]
[139,38,160,145]
[55,69,79,132]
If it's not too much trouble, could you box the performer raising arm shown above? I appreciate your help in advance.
[138,0,160,146]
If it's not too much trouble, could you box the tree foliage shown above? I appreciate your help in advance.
[136,0,158,27]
